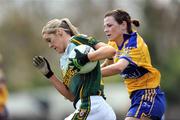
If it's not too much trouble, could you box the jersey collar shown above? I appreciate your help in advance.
[118,32,137,50]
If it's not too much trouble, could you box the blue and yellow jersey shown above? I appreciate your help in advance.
[108,32,161,94]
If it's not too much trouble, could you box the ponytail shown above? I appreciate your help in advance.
[131,20,140,27]
[61,18,79,36]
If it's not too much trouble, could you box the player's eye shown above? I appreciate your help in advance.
[46,38,51,43]
[107,24,112,28]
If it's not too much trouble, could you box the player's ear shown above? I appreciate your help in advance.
[121,21,127,30]
[56,28,64,36]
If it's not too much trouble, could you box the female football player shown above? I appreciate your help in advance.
[33,18,116,120]
[101,9,166,120]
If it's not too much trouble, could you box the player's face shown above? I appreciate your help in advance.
[104,16,124,41]
[42,32,66,53]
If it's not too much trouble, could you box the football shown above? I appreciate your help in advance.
[68,44,98,74]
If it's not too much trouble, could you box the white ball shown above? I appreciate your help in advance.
[69,44,98,74]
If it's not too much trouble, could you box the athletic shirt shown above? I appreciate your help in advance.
[108,32,161,94]
[60,34,105,109]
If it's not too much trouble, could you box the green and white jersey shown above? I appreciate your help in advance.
[60,34,105,110]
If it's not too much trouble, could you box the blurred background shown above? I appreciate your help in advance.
[0,0,180,119]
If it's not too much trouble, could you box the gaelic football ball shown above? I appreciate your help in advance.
[69,44,98,74]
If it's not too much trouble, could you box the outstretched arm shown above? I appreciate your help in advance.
[101,58,114,68]
[101,58,129,77]
[88,42,116,62]
[68,42,116,72]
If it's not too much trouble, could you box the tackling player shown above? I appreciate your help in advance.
[101,9,166,120]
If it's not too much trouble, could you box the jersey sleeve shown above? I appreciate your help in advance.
[119,33,142,66]
[119,47,140,66]
[119,34,150,79]
[71,34,99,48]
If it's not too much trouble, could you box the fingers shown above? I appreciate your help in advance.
[74,49,79,53]
[68,61,75,69]
[74,49,82,55]
[32,56,53,78]
[33,56,39,67]
[74,49,84,59]
[68,58,78,72]
[68,58,73,63]
[32,56,45,68]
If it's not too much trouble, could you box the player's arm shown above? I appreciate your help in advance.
[68,42,116,71]
[101,58,129,77]
[33,56,75,102]
[72,36,116,60]
[87,42,116,62]
[101,58,114,68]
[49,75,74,101]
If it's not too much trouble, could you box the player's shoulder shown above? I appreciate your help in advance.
[124,32,138,49]
[71,34,99,47]
[125,32,146,49]
[71,34,88,40]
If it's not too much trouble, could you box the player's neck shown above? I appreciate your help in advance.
[114,35,123,46]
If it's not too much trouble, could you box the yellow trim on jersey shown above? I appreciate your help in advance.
[84,97,91,119]
[71,39,83,45]
[100,79,104,85]
[80,85,84,99]
[148,90,156,115]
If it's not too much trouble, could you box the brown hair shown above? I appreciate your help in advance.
[42,18,79,36]
[105,9,140,33]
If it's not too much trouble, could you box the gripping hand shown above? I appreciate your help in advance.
[32,56,54,78]
[68,49,90,72]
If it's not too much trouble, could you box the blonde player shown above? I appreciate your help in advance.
[33,18,116,120]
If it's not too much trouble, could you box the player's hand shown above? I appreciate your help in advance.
[32,56,54,79]
[68,49,90,71]
[68,59,81,73]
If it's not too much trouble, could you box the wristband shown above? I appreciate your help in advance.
[45,71,54,79]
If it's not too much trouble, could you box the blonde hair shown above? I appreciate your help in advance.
[42,18,79,36]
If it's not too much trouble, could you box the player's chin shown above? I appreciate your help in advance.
[108,39,114,41]
[54,49,60,53]
[56,49,64,54]
[106,36,113,41]
[109,37,116,41]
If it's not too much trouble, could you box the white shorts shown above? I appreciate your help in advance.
[65,96,116,120]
